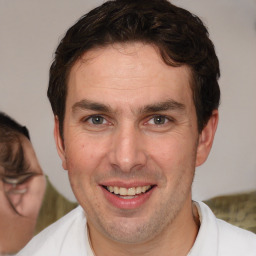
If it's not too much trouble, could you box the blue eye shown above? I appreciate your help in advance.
[89,116,105,124]
[148,116,168,125]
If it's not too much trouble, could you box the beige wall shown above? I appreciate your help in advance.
[0,0,255,201]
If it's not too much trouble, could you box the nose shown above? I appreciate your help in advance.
[108,124,147,172]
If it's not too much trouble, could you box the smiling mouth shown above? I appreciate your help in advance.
[103,185,153,199]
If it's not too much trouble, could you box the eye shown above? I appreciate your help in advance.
[148,115,169,125]
[87,115,106,125]
[82,115,113,131]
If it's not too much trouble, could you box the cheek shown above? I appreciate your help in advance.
[149,134,196,166]
[66,143,93,175]
[65,136,109,179]
[147,133,197,187]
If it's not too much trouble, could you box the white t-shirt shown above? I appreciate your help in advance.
[17,202,256,256]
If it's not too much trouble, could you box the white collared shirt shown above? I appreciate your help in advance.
[17,202,256,256]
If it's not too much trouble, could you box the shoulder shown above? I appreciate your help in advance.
[193,201,256,256]
[216,218,256,255]
[17,206,88,256]
[204,191,256,233]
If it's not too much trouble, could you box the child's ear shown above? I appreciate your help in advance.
[54,116,67,170]
[196,110,219,167]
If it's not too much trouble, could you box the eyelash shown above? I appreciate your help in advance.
[147,115,173,125]
[82,114,174,128]
[83,115,109,125]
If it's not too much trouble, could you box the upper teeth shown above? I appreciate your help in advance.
[107,185,151,196]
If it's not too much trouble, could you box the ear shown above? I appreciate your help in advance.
[54,116,67,170]
[196,110,219,167]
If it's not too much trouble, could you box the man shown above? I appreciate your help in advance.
[0,112,46,255]
[18,0,256,255]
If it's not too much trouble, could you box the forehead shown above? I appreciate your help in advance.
[67,43,193,110]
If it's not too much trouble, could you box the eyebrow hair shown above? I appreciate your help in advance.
[72,98,185,115]
[139,99,185,114]
[72,99,111,113]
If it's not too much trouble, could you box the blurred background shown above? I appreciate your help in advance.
[0,0,255,202]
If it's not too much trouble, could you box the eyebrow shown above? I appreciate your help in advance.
[139,99,185,114]
[72,99,185,115]
[72,99,111,113]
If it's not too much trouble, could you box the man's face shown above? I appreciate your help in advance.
[56,43,215,244]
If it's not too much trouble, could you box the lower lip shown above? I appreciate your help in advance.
[101,186,155,210]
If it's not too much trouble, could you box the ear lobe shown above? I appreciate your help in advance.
[196,110,219,167]
[54,116,67,170]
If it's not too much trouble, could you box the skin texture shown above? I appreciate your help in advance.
[0,136,46,254]
[55,42,218,256]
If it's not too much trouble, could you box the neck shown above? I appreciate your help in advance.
[88,199,200,256]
